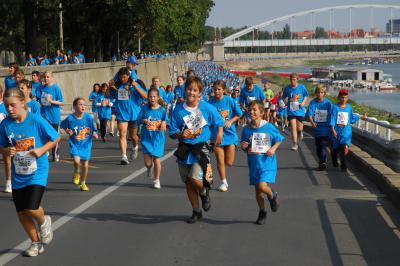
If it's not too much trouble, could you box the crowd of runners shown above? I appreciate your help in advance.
[1,58,365,257]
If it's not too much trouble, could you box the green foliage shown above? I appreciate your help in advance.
[315,26,327,39]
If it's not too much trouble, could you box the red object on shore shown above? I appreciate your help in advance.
[229,70,312,79]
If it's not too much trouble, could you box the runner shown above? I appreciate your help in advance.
[31,71,41,100]
[208,80,243,192]
[239,77,265,126]
[269,94,278,126]
[18,79,41,114]
[61,97,98,191]
[276,90,288,132]
[4,63,19,90]
[0,88,60,256]
[95,83,114,142]
[138,87,169,189]
[165,85,175,113]
[0,85,12,193]
[330,89,365,172]
[262,81,274,121]
[112,67,147,165]
[174,76,186,103]
[240,100,283,225]
[88,83,101,130]
[169,76,224,224]
[151,76,168,106]
[307,84,333,171]
[283,73,308,151]
[37,71,64,162]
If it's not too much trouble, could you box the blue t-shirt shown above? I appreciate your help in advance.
[329,103,359,148]
[0,113,59,189]
[27,100,41,115]
[157,87,168,103]
[282,84,309,117]
[241,121,284,185]
[60,113,97,160]
[113,69,138,82]
[111,83,145,122]
[169,101,225,164]
[208,95,243,146]
[95,92,114,120]
[166,92,174,106]
[26,58,37,66]
[277,97,287,116]
[31,82,41,99]
[89,91,98,113]
[174,85,185,100]
[306,98,332,137]
[38,83,64,124]
[239,84,265,108]
[138,105,169,158]
[0,101,7,122]
[5,75,17,90]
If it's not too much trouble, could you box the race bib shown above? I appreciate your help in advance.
[118,89,129,100]
[0,113,6,122]
[251,133,271,154]
[41,93,51,106]
[247,96,256,105]
[13,151,37,175]
[279,100,286,108]
[183,110,207,134]
[270,104,276,111]
[264,102,270,109]
[337,112,349,126]
[314,109,328,123]
[290,101,300,111]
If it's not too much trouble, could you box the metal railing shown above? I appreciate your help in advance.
[353,113,400,142]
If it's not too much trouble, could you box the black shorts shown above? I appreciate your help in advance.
[117,120,138,129]
[12,185,45,212]
[287,116,304,122]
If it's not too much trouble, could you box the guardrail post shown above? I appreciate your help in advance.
[369,117,379,135]
[365,120,369,132]
[381,121,391,141]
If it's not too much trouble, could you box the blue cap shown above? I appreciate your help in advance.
[126,56,138,65]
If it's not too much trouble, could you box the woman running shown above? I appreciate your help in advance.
[0,88,60,256]
[89,83,101,130]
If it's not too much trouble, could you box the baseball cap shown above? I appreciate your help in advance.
[338,89,348,95]
[126,56,138,65]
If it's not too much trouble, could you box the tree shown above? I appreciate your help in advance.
[315,26,327,39]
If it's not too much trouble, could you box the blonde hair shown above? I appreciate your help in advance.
[314,84,326,94]
[4,88,28,110]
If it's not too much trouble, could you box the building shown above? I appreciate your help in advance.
[386,19,400,35]
[333,68,383,81]
[294,31,314,39]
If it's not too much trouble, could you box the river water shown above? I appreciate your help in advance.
[269,62,400,114]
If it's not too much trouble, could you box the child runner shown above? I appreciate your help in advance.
[89,83,101,130]
[283,73,308,151]
[109,86,117,136]
[330,89,365,172]
[18,79,41,114]
[174,76,186,103]
[96,83,114,142]
[4,63,19,90]
[208,80,243,192]
[240,100,284,225]
[61,98,98,191]
[262,81,274,121]
[0,88,60,256]
[138,88,169,189]
[0,85,12,193]
[277,90,288,133]
[37,71,64,162]
[307,84,333,171]
[239,77,265,126]
[269,94,278,126]
[169,76,224,224]
[31,70,41,100]
[112,67,147,164]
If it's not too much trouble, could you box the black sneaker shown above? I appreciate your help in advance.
[109,132,114,137]
[186,210,203,224]
[269,191,279,212]
[255,210,267,225]
[332,161,339,168]
[318,162,327,171]
[200,188,211,212]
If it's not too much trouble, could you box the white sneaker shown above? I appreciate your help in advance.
[153,179,161,189]
[40,215,53,245]
[147,166,154,179]
[130,146,139,160]
[218,183,228,192]
[24,241,44,257]
[4,182,12,193]
[121,155,130,165]
[291,143,298,151]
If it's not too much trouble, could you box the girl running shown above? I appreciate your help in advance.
[0,85,12,193]
[112,67,147,165]
[89,83,101,130]
[138,88,169,189]
[61,98,98,191]
[18,79,41,114]
[277,90,288,132]
[208,80,243,192]
[37,71,64,162]
[240,100,284,225]
[0,88,60,256]
[4,63,19,90]
[169,76,224,224]
[96,83,114,142]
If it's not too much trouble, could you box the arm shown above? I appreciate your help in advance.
[30,137,61,158]
[266,141,282,157]
[132,80,147,99]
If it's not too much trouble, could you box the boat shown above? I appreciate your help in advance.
[378,83,400,91]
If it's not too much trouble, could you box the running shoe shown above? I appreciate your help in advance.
[269,191,279,212]
[73,173,80,185]
[186,210,203,224]
[153,179,161,189]
[24,242,44,257]
[130,146,139,160]
[318,162,327,171]
[109,132,114,137]
[291,143,298,151]
[54,154,60,162]
[218,183,228,192]
[40,215,53,245]
[121,155,130,165]
[80,183,89,191]
[147,166,154,179]
[332,160,339,168]
[200,188,211,212]
[4,182,12,193]
[255,210,267,225]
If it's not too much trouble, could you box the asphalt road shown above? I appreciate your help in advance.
[1,130,400,266]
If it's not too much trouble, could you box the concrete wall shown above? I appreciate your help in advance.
[0,55,191,104]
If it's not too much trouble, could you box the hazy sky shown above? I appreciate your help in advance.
[207,0,400,32]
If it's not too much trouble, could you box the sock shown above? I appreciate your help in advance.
[222,179,228,186]
[193,207,201,213]
[6,180,11,185]
[74,169,80,174]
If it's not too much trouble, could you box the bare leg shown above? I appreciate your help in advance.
[81,160,89,184]
[118,122,128,155]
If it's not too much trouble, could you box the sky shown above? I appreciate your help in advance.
[206,0,400,32]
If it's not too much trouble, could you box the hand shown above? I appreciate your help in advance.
[224,120,232,129]
[29,148,41,158]
[5,147,16,157]
[311,121,317,128]
[266,147,276,157]
[142,119,150,126]
[182,129,192,139]
[47,95,53,104]
[241,141,249,151]
[332,130,337,139]
[131,80,137,87]
[93,132,98,139]
[160,121,167,131]
[361,112,368,120]
[214,133,222,146]
[108,79,115,86]
[65,128,74,136]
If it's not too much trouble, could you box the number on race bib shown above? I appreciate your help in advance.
[251,133,271,154]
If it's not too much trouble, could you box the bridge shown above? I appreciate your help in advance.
[208,4,400,62]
